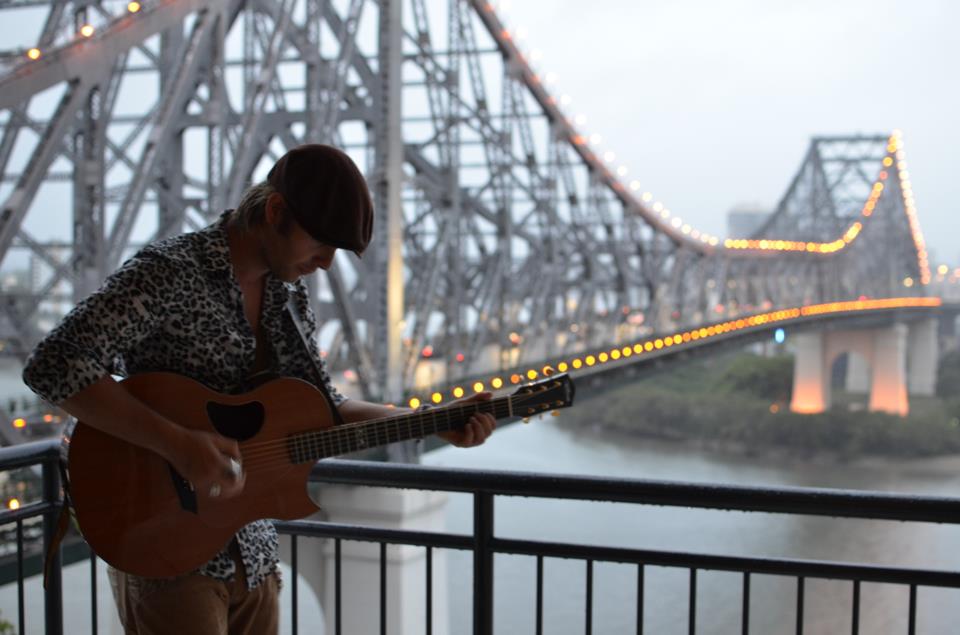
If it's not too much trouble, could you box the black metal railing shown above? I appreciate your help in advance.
[4,441,960,634]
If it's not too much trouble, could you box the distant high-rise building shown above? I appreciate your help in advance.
[726,204,771,239]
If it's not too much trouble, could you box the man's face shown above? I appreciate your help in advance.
[262,195,338,282]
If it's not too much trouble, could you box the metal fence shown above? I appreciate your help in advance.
[3,440,960,634]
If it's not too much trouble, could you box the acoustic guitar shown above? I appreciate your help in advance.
[65,371,575,577]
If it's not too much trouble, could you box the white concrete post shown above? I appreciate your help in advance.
[869,323,909,416]
[791,331,828,413]
[296,485,451,635]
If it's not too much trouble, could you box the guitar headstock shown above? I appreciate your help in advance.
[510,373,576,418]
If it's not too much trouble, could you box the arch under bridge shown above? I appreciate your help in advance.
[0,0,939,409]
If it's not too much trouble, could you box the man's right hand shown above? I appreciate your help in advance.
[167,427,246,500]
[60,375,246,500]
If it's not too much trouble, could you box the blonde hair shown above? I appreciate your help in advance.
[230,181,277,231]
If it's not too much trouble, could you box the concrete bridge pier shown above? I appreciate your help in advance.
[280,485,450,634]
[790,321,930,417]
[868,324,909,415]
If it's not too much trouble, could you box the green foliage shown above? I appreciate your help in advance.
[709,353,794,401]
[937,350,960,398]
[0,610,13,634]
[563,351,960,459]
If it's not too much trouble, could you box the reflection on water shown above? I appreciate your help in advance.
[423,415,960,634]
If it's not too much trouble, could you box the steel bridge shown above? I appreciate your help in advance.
[0,0,934,405]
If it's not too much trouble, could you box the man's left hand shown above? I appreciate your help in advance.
[437,392,497,448]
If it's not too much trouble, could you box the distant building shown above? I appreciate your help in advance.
[727,204,771,239]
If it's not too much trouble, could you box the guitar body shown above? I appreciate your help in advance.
[67,372,329,578]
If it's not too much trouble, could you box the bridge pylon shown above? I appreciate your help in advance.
[790,317,938,416]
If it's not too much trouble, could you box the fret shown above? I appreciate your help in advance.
[288,373,572,462]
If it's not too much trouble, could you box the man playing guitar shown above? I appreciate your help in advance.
[22,144,496,634]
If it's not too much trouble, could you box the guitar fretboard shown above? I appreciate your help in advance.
[286,396,517,463]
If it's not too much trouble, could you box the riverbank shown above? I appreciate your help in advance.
[558,352,960,461]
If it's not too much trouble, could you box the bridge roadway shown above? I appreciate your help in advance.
[403,296,948,410]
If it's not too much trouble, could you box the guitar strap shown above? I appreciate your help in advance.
[285,296,347,427]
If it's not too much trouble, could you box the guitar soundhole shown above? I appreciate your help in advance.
[205,401,265,441]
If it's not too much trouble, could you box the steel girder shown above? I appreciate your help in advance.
[0,1,928,397]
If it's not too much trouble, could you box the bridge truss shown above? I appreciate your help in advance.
[0,0,930,401]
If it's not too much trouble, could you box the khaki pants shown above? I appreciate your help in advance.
[107,544,279,635]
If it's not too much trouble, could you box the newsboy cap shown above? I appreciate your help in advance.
[267,144,374,256]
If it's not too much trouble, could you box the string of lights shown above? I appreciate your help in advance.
[405,295,943,408]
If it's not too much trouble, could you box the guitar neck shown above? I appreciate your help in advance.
[288,395,516,462]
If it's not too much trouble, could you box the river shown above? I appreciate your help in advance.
[3,369,960,633]
[423,414,960,634]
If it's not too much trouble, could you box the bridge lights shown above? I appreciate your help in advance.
[903,277,914,288]
[453,386,465,398]
[408,397,421,409]
[79,24,95,38]
[127,1,141,12]
[774,328,786,344]
[12,418,26,428]
[473,382,484,393]
[431,392,443,404]
[26,47,41,60]
[7,499,19,511]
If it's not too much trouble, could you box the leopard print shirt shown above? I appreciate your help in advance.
[22,212,346,589]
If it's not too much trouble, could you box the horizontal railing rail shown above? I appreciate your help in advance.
[4,441,960,634]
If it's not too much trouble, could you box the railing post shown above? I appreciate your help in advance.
[473,492,494,635]
[42,456,63,635]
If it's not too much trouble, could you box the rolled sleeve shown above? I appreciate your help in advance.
[22,252,177,404]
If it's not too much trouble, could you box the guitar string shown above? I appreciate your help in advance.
[235,398,512,457]
[234,400,533,471]
[237,400,519,470]
[230,381,558,456]
[235,397,510,453]
[230,385,560,467]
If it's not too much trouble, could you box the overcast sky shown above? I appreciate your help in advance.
[497,0,959,263]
